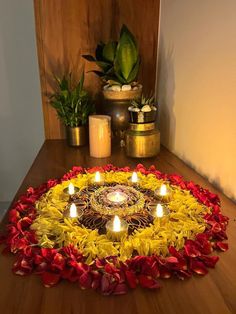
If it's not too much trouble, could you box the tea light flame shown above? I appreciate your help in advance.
[107,191,127,203]
[69,203,78,218]
[160,184,167,196]
[94,171,101,182]
[113,215,121,232]
[68,183,75,195]
[131,172,138,183]
[156,204,164,218]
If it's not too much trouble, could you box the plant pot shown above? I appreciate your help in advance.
[102,88,142,138]
[129,109,157,124]
[66,126,87,147]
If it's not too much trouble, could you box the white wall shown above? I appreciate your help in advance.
[157,0,236,200]
[0,1,44,202]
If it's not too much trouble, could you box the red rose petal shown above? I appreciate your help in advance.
[42,272,60,287]
[125,270,137,289]
[138,275,160,289]
[215,242,229,252]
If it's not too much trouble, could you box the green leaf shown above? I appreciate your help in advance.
[126,57,140,83]
[102,41,117,63]
[115,25,138,80]
[82,55,97,62]
[95,42,105,60]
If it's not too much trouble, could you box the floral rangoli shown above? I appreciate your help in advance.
[0,164,229,295]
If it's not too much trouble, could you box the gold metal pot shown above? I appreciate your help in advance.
[102,88,142,137]
[66,126,87,147]
[125,123,160,158]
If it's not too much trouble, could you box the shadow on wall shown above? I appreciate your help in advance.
[157,36,176,149]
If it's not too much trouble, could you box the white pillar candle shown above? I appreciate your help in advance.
[89,115,111,158]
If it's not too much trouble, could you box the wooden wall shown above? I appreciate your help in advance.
[34,0,160,139]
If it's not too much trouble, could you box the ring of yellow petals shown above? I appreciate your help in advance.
[31,171,211,264]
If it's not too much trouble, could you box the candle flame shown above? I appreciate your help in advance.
[113,215,121,232]
[160,184,167,196]
[131,172,138,183]
[94,171,101,182]
[156,204,164,217]
[68,183,75,195]
[69,203,77,218]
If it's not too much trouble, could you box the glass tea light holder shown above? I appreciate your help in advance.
[64,203,83,220]
[154,184,172,203]
[150,203,170,224]
[63,183,80,196]
[106,215,128,242]
[90,171,105,186]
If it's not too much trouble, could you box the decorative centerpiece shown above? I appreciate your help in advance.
[83,25,142,138]
[0,164,229,296]
[49,72,95,146]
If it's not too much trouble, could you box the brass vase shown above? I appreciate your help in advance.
[125,123,160,158]
[66,126,87,147]
[102,88,142,138]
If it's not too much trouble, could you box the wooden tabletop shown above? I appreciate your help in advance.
[0,140,235,314]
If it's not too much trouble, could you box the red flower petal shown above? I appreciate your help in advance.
[189,260,208,275]
[215,242,229,252]
[41,272,60,287]
[79,272,92,289]
[113,283,128,295]
[138,275,160,289]
[125,270,137,289]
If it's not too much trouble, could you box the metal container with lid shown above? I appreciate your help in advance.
[125,123,160,158]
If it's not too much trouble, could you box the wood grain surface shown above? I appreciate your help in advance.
[0,140,235,314]
[33,0,160,139]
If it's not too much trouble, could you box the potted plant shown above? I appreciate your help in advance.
[128,94,157,124]
[83,25,142,137]
[50,72,95,146]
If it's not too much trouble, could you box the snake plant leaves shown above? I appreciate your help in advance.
[115,25,139,81]
[102,41,117,63]
[127,57,140,83]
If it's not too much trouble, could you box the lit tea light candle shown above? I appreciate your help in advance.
[106,215,128,241]
[130,171,139,184]
[63,183,79,195]
[151,203,170,219]
[113,215,121,231]
[64,202,83,219]
[155,184,172,203]
[91,171,104,185]
[160,184,167,196]
[156,203,164,217]
[107,191,128,203]
[69,203,78,218]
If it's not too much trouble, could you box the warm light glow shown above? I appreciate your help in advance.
[107,191,127,203]
[94,171,101,182]
[131,172,138,183]
[68,183,75,195]
[69,203,77,218]
[160,184,167,196]
[113,215,121,232]
[156,204,164,217]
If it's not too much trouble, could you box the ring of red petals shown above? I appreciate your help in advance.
[0,164,229,295]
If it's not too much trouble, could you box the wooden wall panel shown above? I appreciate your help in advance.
[34,0,160,139]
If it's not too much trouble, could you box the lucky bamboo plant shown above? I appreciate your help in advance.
[50,72,95,127]
[83,25,140,86]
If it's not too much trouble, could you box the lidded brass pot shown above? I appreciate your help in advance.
[125,123,160,158]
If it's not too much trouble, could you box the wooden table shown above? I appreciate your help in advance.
[0,140,235,314]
